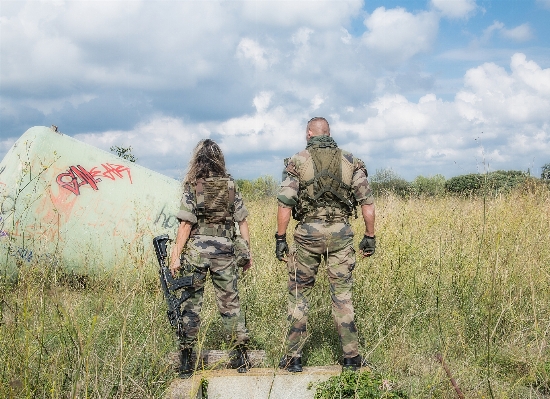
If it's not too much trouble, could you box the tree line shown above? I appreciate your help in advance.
[108,147,549,199]
[234,163,550,199]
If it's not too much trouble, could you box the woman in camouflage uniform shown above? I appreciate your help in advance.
[169,139,252,378]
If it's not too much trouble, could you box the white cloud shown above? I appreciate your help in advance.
[310,95,325,111]
[500,23,534,42]
[430,0,477,18]
[238,0,363,28]
[253,92,273,113]
[237,38,270,69]
[75,116,205,157]
[335,53,550,176]
[362,7,439,64]
[510,53,550,95]
[458,54,550,123]
[1,1,549,180]
[483,21,534,43]
[36,50,550,179]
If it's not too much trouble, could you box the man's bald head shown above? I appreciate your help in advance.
[306,117,330,138]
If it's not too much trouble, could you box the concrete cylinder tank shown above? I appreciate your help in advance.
[0,126,181,278]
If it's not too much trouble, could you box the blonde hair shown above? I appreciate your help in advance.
[183,139,228,185]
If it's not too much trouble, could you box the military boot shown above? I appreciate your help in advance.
[230,344,250,373]
[179,348,194,378]
[279,355,302,373]
[342,354,366,372]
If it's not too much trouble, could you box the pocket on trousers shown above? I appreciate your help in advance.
[347,245,356,273]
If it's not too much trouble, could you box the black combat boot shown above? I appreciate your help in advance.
[230,344,250,373]
[179,348,193,378]
[342,354,365,372]
[279,355,302,373]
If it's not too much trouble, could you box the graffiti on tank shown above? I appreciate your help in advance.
[1,195,15,215]
[154,204,179,229]
[5,244,59,266]
[0,216,7,238]
[56,165,100,195]
[0,195,15,238]
[56,163,132,195]
[90,163,133,184]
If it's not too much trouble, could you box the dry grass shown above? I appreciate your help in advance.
[1,186,549,398]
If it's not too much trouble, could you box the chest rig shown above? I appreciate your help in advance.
[192,177,236,238]
[294,139,357,222]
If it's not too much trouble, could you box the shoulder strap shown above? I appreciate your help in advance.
[227,178,235,223]
[195,179,206,216]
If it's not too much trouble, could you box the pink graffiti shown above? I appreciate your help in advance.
[56,165,100,196]
[56,163,133,196]
[90,163,133,184]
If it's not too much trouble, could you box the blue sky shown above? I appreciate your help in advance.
[1,0,549,181]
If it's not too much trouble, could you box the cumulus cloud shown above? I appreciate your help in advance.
[1,1,549,180]
[337,53,549,175]
[237,38,270,69]
[238,0,363,28]
[483,21,534,43]
[430,0,477,18]
[69,53,549,180]
[500,23,534,42]
[362,7,439,64]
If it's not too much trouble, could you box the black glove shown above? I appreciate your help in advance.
[359,235,376,257]
[275,233,289,261]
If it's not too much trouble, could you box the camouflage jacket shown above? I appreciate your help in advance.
[277,137,374,220]
[176,180,248,257]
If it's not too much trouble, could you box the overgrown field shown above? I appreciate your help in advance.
[1,187,550,398]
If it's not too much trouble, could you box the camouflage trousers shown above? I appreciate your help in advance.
[178,252,249,349]
[286,221,359,359]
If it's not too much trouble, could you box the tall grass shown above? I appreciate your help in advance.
[1,186,549,398]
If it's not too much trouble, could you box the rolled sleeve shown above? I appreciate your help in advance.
[176,209,197,224]
[176,185,198,223]
[352,162,374,205]
[233,191,249,222]
[276,160,299,207]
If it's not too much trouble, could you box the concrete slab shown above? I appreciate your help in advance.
[167,350,267,370]
[167,366,346,399]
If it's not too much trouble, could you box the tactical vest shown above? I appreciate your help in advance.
[294,145,357,221]
[192,177,236,238]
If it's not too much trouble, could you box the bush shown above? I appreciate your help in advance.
[445,170,530,196]
[370,169,411,198]
[313,370,408,398]
[542,163,550,180]
[235,175,279,200]
[411,174,446,197]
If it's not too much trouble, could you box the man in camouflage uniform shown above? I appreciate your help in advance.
[275,117,376,372]
[169,140,251,378]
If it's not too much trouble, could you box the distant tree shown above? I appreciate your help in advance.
[110,146,137,162]
[445,170,529,196]
[411,174,446,197]
[370,168,411,197]
[542,163,550,180]
[236,175,279,200]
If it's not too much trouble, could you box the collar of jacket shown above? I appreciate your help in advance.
[306,135,338,149]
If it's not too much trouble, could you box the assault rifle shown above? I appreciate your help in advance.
[153,235,194,338]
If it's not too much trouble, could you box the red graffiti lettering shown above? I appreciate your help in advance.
[89,163,133,184]
[56,165,100,195]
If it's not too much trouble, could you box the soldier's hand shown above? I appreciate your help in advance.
[275,233,289,262]
[242,257,253,272]
[359,235,376,257]
[169,258,180,277]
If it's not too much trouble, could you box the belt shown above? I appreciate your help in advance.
[302,216,348,224]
